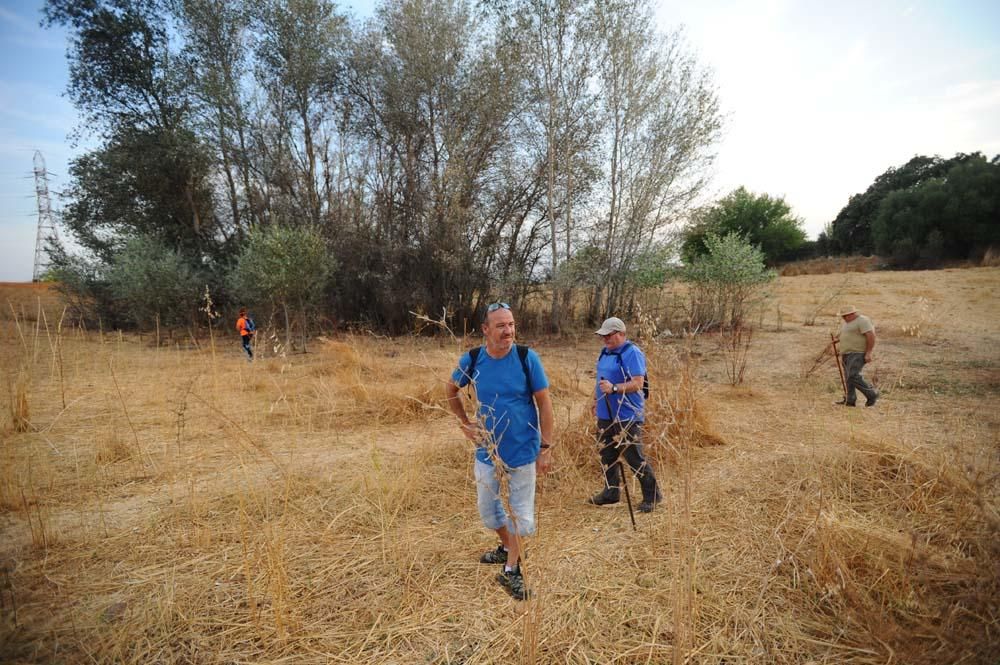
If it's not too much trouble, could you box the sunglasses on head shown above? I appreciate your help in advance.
[486,302,510,312]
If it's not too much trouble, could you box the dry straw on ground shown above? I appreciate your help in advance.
[1,272,999,664]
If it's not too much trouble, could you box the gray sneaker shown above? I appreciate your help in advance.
[479,544,508,565]
[497,566,530,600]
[865,391,879,407]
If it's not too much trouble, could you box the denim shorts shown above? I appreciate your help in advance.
[474,457,536,536]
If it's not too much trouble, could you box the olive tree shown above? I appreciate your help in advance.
[682,232,775,331]
[106,235,205,328]
[229,224,332,351]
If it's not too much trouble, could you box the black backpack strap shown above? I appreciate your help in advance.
[601,341,649,401]
[462,346,481,391]
[516,344,533,395]
[465,345,534,395]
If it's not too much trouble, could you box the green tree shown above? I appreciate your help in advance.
[177,0,258,232]
[255,0,347,226]
[44,0,222,261]
[107,236,205,328]
[681,187,806,265]
[681,232,775,330]
[829,153,980,255]
[590,0,721,320]
[229,225,332,351]
[872,154,1000,267]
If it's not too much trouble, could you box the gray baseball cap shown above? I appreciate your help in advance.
[595,317,626,335]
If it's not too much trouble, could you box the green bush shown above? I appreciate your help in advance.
[229,225,332,349]
[107,236,204,328]
[682,232,775,330]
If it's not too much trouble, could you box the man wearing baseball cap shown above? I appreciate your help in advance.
[834,305,879,407]
[588,317,662,512]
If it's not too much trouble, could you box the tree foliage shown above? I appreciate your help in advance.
[107,236,205,327]
[230,225,331,348]
[825,153,984,256]
[681,232,775,330]
[871,154,1000,267]
[45,0,722,334]
[681,187,806,266]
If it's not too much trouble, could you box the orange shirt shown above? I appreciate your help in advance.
[236,316,250,337]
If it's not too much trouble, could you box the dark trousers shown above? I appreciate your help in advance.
[842,353,876,404]
[241,335,253,359]
[596,419,660,503]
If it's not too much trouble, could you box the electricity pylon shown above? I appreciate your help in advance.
[32,150,59,282]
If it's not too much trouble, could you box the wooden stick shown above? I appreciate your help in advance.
[830,333,847,398]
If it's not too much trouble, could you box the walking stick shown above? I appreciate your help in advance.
[830,333,847,398]
[618,460,637,531]
[601,379,637,531]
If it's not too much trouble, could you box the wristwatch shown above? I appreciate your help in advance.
[612,384,618,393]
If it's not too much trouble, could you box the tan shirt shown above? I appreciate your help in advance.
[839,314,874,354]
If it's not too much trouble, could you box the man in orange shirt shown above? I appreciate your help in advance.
[236,308,255,362]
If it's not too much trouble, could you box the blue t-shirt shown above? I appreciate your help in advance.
[595,341,645,422]
[452,346,549,468]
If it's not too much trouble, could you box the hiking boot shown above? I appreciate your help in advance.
[833,398,856,407]
[587,489,620,506]
[865,391,879,407]
[479,544,508,565]
[637,488,663,513]
[497,566,530,600]
[638,495,663,513]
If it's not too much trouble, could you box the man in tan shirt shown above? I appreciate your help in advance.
[834,305,879,407]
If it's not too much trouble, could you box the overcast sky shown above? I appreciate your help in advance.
[1,0,998,281]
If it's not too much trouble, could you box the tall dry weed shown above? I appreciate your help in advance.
[8,367,30,433]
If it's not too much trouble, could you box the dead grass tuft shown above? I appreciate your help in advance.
[8,367,30,433]
[783,435,1000,662]
[645,345,725,449]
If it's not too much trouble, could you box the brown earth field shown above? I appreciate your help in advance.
[1,270,998,664]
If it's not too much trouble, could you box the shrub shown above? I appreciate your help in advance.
[681,232,775,330]
[229,225,332,350]
[107,236,204,328]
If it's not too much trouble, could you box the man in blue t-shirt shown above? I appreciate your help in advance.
[445,302,554,601]
[588,317,662,513]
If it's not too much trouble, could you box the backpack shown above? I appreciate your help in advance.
[245,317,256,334]
[465,344,533,396]
[600,341,649,399]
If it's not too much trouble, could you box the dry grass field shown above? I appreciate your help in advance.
[1,270,998,664]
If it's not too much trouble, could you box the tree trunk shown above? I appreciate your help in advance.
[282,302,292,352]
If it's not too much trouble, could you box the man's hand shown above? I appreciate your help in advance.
[459,421,483,443]
[536,448,553,474]
[864,351,873,363]
[598,378,615,395]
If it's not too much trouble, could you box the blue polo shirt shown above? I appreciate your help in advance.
[595,341,646,422]
[452,346,549,468]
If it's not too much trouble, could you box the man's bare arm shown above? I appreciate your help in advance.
[533,388,555,473]
[445,380,479,442]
